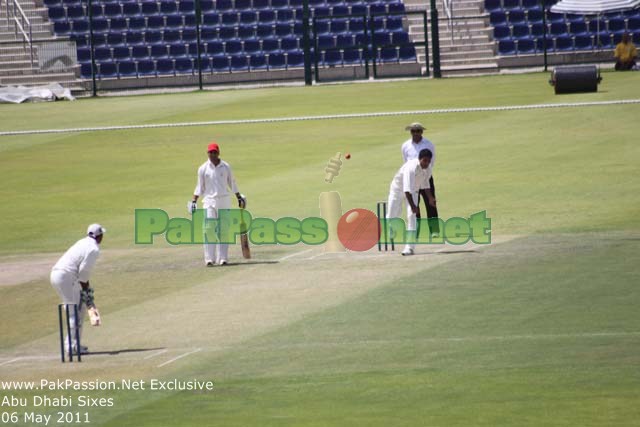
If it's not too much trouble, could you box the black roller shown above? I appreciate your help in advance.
[550,65,602,94]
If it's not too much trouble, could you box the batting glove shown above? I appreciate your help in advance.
[81,287,95,308]
[237,194,247,209]
[88,306,101,326]
[188,200,197,214]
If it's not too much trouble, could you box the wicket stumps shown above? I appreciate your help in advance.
[376,201,395,252]
[58,304,81,363]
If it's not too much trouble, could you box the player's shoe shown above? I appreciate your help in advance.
[401,248,414,256]
[206,260,215,267]
[219,260,228,266]
[67,345,89,356]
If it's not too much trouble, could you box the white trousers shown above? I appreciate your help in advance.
[387,189,418,251]
[203,196,232,264]
[50,270,86,350]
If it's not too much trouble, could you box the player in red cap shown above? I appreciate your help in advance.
[189,142,246,266]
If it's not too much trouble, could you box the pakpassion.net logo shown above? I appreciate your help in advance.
[134,209,491,251]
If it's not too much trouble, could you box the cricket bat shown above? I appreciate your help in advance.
[240,213,251,259]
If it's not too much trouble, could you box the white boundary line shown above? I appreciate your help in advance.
[143,349,168,360]
[156,348,201,368]
[0,357,22,366]
[2,99,639,136]
[277,248,313,262]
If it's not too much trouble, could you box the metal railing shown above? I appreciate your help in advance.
[3,0,34,66]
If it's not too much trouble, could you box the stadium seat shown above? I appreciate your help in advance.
[141,1,159,15]
[508,9,526,24]
[527,8,543,23]
[229,54,249,71]
[182,29,197,43]
[286,51,305,68]
[393,32,410,45]
[236,0,252,10]
[80,62,94,78]
[175,58,193,74]
[207,41,225,55]
[249,54,268,70]
[118,60,137,77]
[490,11,507,25]
[103,3,121,17]
[574,34,593,50]
[275,23,293,37]
[628,16,640,31]
[218,27,237,40]
[498,39,516,54]
[268,52,287,69]
[165,15,184,28]
[156,59,175,75]
[253,0,270,9]
[262,37,281,53]
[241,11,258,25]
[128,17,146,30]
[331,19,349,34]
[179,0,195,13]
[131,45,150,59]
[258,10,276,24]
[163,29,182,44]
[136,59,156,76]
[494,24,511,40]
[550,22,569,36]
[98,62,118,79]
[221,12,239,27]
[336,33,354,48]
[53,21,71,34]
[216,0,233,11]
[122,3,141,16]
[317,34,335,50]
[569,21,588,35]
[94,47,112,62]
[151,44,170,57]
[388,1,405,13]
[66,5,84,20]
[502,0,520,10]
[159,1,177,15]
[112,46,130,60]
[202,12,220,27]
[145,30,164,44]
[517,38,535,53]
[107,32,126,46]
[244,39,262,54]
[386,16,404,32]
[271,0,288,9]
[398,45,416,61]
[378,46,398,62]
[280,36,299,51]
[238,25,256,39]
[77,47,91,62]
[554,35,573,50]
[342,48,362,64]
[225,40,243,55]
[530,23,544,37]
[607,17,626,34]
[512,23,530,39]
[169,43,188,57]
[323,49,343,66]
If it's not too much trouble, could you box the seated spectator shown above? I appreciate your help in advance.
[614,33,637,71]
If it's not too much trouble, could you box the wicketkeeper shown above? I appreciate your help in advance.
[50,224,104,356]
[387,149,436,256]
[190,142,246,267]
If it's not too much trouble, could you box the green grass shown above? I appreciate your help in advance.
[1,73,639,426]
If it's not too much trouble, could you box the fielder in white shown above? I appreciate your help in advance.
[50,224,104,355]
[190,142,246,267]
[386,149,436,256]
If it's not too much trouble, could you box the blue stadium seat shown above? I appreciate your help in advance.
[262,37,281,53]
[574,34,593,50]
[77,47,91,62]
[145,30,164,44]
[253,0,270,9]
[508,9,526,24]
[588,18,606,33]
[146,15,165,29]
[554,35,573,50]
[388,1,404,13]
[104,3,121,17]
[66,5,84,19]
[271,0,288,9]
[128,17,146,30]
[286,51,304,68]
[91,33,108,46]
[342,48,362,64]
[512,23,529,39]
[136,59,156,76]
[131,45,150,59]
[243,39,262,54]
[163,29,182,43]
[275,22,293,37]
[522,0,538,8]
[268,52,287,69]
[89,4,103,17]
[313,6,331,17]
[351,4,367,15]
[332,5,349,16]
[530,23,544,37]
[503,0,520,9]
[398,45,416,61]
[249,54,268,69]
[550,22,568,36]
[106,32,125,46]
[386,16,404,32]
[94,47,112,61]
[216,0,234,11]
[517,38,535,53]
[80,62,94,78]
[490,11,507,25]
[126,31,144,45]
[258,10,276,24]
[378,46,398,62]
[256,23,274,38]
[179,0,195,13]
[54,21,71,34]
[277,9,294,22]
[169,43,188,57]
[569,21,587,35]
[47,6,66,21]
[373,32,391,46]
[240,11,258,25]
[315,20,331,35]
[238,25,256,39]
[485,0,500,10]
[175,58,193,74]
[202,12,220,27]
[182,29,197,42]
[221,11,239,27]
[323,49,343,66]
[141,1,159,15]
[156,59,175,75]
[369,2,387,15]
[207,41,225,55]
[527,8,543,23]
[159,1,177,15]
[280,36,299,51]
[628,16,640,31]
[200,0,214,11]
[336,33,354,48]
[98,62,118,78]
[165,15,184,28]
[494,24,511,40]
[225,39,243,55]
[607,17,626,33]
[229,54,249,71]
[151,44,170,57]
[218,27,237,40]
[112,46,130,60]
[498,39,516,54]
[236,0,252,10]
[122,3,141,16]
[118,60,137,77]
[317,34,335,49]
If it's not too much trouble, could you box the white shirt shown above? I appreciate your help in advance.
[390,159,432,194]
[194,160,239,208]
[401,137,436,167]
[52,237,101,282]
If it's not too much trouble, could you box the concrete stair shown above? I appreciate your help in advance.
[0,1,84,90]
[404,0,499,75]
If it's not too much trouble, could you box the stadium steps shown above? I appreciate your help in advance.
[405,0,499,75]
[0,3,83,91]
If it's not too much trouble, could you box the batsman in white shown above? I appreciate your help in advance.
[190,142,246,267]
[386,149,436,256]
[50,224,104,356]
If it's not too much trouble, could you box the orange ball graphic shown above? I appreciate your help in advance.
[337,208,380,252]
